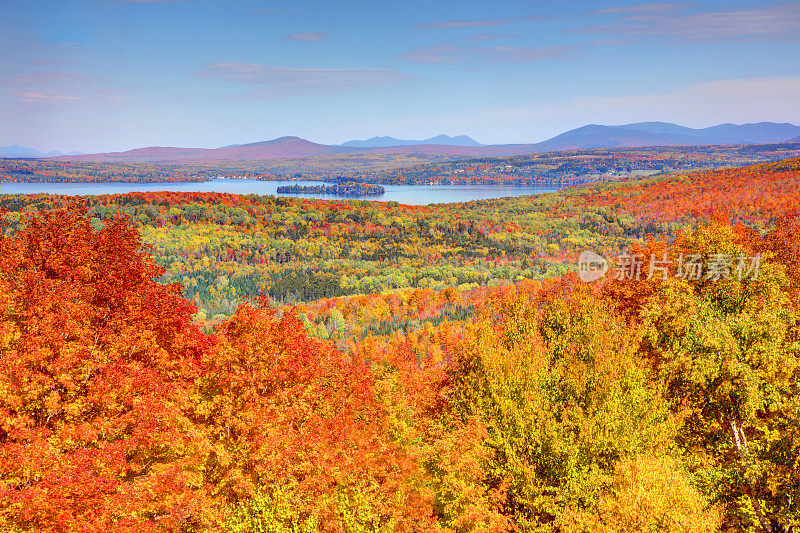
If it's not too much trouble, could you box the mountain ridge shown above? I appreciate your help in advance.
[33,121,800,163]
[1,145,84,158]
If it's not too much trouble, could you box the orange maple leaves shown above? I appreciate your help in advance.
[0,209,427,532]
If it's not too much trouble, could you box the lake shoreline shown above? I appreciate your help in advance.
[0,179,560,205]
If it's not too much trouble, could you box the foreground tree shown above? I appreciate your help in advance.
[633,223,800,532]
[0,209,435,533]
[561,455,721,533]
[0,209,212,532]
[441,282,689,531]
[195,303,434,532]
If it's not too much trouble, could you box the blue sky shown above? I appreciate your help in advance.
[1,0,799,152]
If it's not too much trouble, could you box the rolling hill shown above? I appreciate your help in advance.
[533,121,799,151]
[342,134,483,147]
[46,122,799,163]
[0,145,82,158]
[54,137,354,163]
[51,136,516,162]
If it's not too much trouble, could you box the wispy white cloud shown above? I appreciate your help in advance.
[399,42,581,64]
[49,41,90,47]
[8,71,93,84]
[28,59,75,66]
[590,3,686,16]
[577,2,800,42]
[2,70,125,106]
[586,38,635,47]
[398,44,461,64]
[463,33,509,42]
[197,62,411,94]
[480,45,573,62]
[282,32,327,41]
[415,18,510,30]
[569,76,800,119]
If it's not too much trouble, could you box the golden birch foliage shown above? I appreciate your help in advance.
[560,455,721,533]
[639,223,800,532]
[443,288,675,531]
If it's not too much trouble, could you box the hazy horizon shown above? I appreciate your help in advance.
[4,119,800,156]
[2,0,799,153]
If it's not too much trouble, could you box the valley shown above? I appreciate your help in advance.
[3,0,799,529]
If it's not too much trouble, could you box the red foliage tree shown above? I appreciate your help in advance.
[0,209,212,532]
[195,303,433,531]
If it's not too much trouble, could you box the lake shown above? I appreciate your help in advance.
[0,179,558,205]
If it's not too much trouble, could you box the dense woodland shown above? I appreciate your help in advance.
[0,159,209,183]
[359,143,800,186]
[2,143,797,185]
[1,157,799,532]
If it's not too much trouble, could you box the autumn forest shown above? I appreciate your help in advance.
[0,153,798,533]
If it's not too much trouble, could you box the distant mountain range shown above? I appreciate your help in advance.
[0,145,84,158]
[7,122,797,163]
[342,134,483,148]
[535,122,800,151]
[49,137,355,163]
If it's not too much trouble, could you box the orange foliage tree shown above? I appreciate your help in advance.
[0,209,433,532]
[195,303,434,532]
[0,209,211,531]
